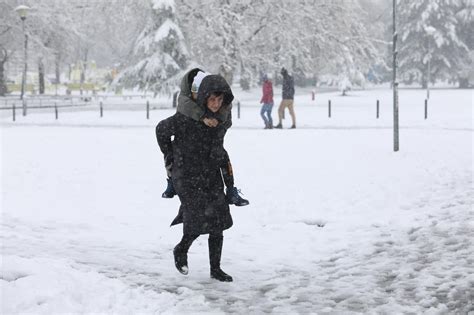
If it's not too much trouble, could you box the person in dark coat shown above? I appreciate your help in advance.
[161,68,249,207]
[156,74,236,282]
[275,67,296,129]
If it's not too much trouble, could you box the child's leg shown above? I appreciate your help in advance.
[162,157,176,198]
[162,177,176,198]
[220,151,249,206]
[220,150,249,206]
[220,150,234,189]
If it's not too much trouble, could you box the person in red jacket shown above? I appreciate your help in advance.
[260,74,274,129]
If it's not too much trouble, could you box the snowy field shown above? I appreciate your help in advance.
[1,87,473,314]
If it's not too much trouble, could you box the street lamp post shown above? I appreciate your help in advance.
[425,26,436,101]
[15,5,30,116]
[392,0,399,152]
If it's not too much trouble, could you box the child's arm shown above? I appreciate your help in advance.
[177,94,205,122]
[177,94,232,129]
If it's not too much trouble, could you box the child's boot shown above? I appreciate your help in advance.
[226,187,249,206]
[162,178,176,198]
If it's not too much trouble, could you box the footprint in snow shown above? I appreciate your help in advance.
[301,219,326,228]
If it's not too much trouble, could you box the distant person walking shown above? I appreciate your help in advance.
[275,67,296,129]
[260,74,274,129]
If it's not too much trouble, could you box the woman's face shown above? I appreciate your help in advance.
[206,94,224,113]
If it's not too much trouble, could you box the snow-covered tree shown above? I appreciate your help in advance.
[455,0,474,87]
[88,1,148,68]
[176,0,266,86]
[0,0,25,95]
[356,0,393,84]
[0,41,11,96]
[177,0,382,89]
[0,0,86,94]
[398,0,470,87]
[291,0,381,86]
[0,2,37,94]
[25,0,81,92]
[116,0,189,95]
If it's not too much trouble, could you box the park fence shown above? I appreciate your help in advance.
[0,94,177,121]
[1,94,432,122]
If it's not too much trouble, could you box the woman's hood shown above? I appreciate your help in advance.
[196,75,234,110]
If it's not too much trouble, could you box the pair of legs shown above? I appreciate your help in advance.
[163,155,249,206]
[260,103,274,129]
[173,231,232,282]
[275,99,296,128]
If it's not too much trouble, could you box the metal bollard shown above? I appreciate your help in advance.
[424,99,428,119]
[100,101,103,117]
[376,100,380,119]
[237,101,240,119]
[146,101,150,119]
[22,99,27,116]
[328,100,331,118]
[55,102,58,120]
[12,103,16,121]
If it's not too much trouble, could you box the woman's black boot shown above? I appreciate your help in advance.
[173,234,198,275]
[173,245,189,275]
[209,234,233,282]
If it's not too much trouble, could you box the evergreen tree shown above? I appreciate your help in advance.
[455,0,474,88]
[178,0,381,88]
[398,0,470,87]
[116,0,189,95]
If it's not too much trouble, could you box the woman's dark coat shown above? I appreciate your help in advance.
[282,71,295,100]
[156,75,234,236]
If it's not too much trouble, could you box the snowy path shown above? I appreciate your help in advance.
[1,89,473,313]
[2,172,472,313]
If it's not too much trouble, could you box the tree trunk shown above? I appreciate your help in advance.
[0,60,7,96]
[38,58,45,94]
[421,73,428,89]
[239,61,250,90]
[80,48,89,95]
[421,63,428,89]
[291,55,297,72]
[218,64,233,85]
[0,47,8,96]
[55,51,61,84]
[458,77,469,89]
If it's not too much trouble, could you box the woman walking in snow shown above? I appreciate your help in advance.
[155,74,235,282]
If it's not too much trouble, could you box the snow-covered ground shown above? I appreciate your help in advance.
[1,87,473,314]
